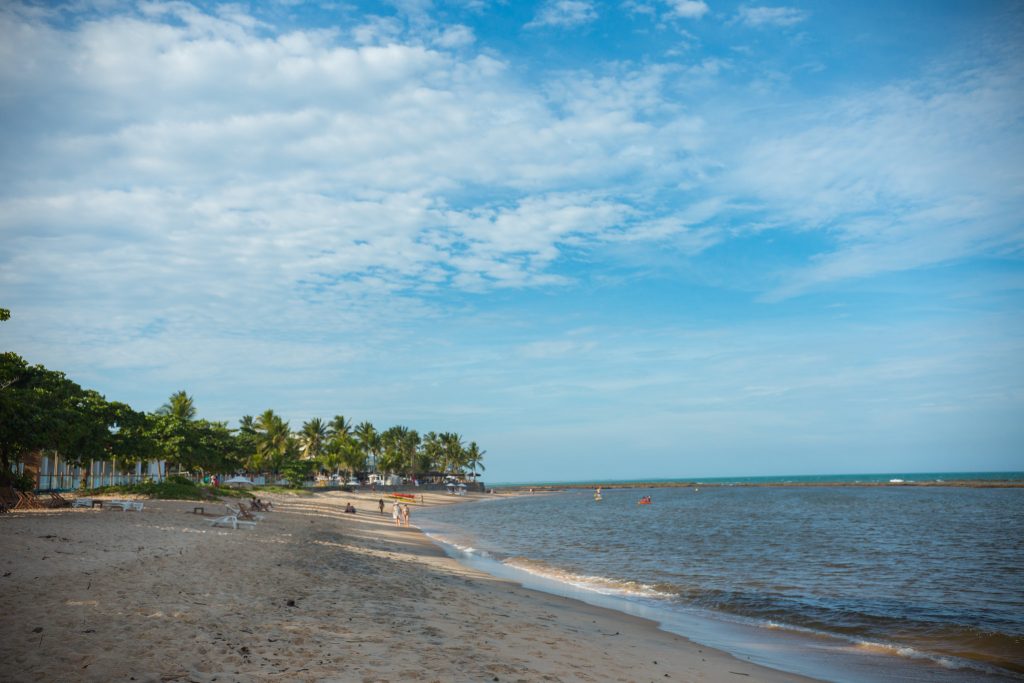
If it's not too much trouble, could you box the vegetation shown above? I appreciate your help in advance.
[1,315,485,491]
[91,475,223,501]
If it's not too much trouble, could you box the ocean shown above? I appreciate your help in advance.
[417,477,1024,682]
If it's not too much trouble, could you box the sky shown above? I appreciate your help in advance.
[1,0,1022,483]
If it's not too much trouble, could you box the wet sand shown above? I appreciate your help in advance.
[0,490,816,682]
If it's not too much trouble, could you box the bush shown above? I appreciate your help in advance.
[89,477,238,501]
[10,470,38,492]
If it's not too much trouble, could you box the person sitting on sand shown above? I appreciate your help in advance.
[344,503,356,514]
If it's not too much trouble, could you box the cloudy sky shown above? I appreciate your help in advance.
[2,0,1022,482]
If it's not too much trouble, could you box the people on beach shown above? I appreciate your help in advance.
[378,498,385,515]
[401,503,410,527]
[392,500,401,526]
[344,503,357,514]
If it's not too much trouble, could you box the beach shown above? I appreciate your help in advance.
[0,490,814,683]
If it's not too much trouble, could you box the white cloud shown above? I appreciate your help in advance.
[665,0,709,19]
[0,1,715,367]
[736,5,807,27]
[433,23,475,48]
[714,60,1024,298]
[525,0,599,29]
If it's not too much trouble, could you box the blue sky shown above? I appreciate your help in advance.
[1,0,1022,482]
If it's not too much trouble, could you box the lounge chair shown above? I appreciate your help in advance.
[226,503,263,522]
[0,486,19,513]
[15,490,45,510]
[107,499,144,511]
[48,492,71,508]
[206,514,256,530]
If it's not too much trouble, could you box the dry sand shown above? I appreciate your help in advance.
[0,490,816,682]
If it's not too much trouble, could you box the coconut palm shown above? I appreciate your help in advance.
[253,409,293,475]
[299,417,328,461]
[439,432,465,476]
[154,390,198,477]
[157,390,197,421]
[354,421,380,473]
[328,415,352,440]
[420,431,441,478]
[238,414,257,434]
[380,425,421,477]
[465,441,486,481]
[340,438,368,480]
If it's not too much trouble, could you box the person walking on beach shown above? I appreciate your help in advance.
[378,498,385,515]
[401,503,410,527]
[392,500,401,526]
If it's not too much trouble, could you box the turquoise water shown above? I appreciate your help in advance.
[493,471,1024,487]
[419,483,1024,682]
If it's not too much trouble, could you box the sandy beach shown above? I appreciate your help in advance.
[0,490,815,683]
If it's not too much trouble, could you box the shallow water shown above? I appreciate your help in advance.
[417,486,1024,681]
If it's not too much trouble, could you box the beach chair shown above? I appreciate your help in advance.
[0,486,19,513]
[226,503,263,522]
[206,514,256,530]
[15,490,45,510]
[47,492,72,508]
[107,499,144,511]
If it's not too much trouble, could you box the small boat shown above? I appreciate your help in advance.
[594,487,603,502]
[637,495,652,505]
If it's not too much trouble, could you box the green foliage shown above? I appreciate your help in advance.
[251,409,295,473]
[0,352,157,486]
[91,477,209,500]
[0,350,486,489]
[256,485,313,496]
[299,417,327,461]
[10,469,37,492]
[279,457,313,488]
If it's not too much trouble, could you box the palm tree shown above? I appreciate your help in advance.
[157,390,197,421]
[465,441,486,482]
[299,418,328,462]
[154,390,197,477]
[340,438,368,480]
[328,415,352,440]
[238,414,257,434]
[254,409,293,476]
[421,431,441,480]
[354,421,380,474]
[439,432,465,476]
[380,425,421,478]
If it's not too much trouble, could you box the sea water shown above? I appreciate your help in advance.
[416,482,1024,682]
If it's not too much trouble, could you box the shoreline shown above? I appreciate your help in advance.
[418,486,1024,682]
[1,489,816,682]
[492,479,1024,491]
